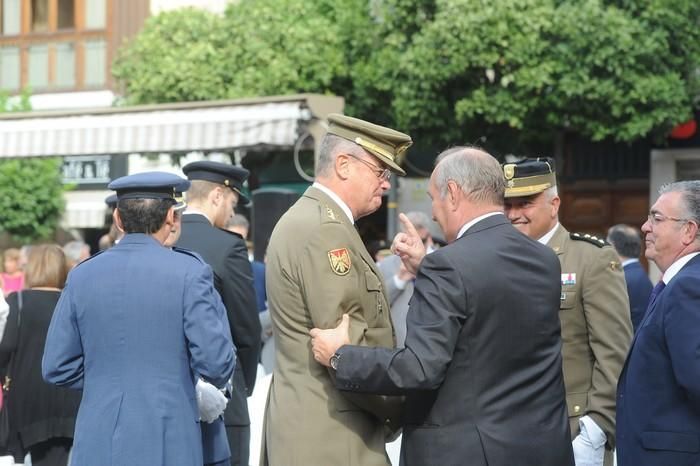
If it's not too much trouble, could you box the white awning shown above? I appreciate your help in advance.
[0,95,345,158]
[62,190,112,229]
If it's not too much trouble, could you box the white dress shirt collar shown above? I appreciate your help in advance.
[537,222,560,245]
[662,252,700,285]
[622,258,639,268]
[456,212,503,240]
[182,207,212,224]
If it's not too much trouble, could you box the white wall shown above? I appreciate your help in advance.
[151,0,234,14]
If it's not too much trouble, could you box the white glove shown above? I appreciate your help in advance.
[572,416,606,466]
[196,378,228,423]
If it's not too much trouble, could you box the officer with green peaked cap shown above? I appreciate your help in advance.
[326,113,412,176]
[502,157,633,466]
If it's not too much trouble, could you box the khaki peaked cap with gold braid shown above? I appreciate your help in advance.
[326,113,412,176]
[502,157,557,198]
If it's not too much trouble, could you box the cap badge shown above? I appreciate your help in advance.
[503,164,515,180]
[224,179,230,186]
[328,248,351,276]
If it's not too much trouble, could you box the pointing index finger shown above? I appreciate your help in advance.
[398,212,420,239]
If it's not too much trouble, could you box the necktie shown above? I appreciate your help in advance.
[647,280,666,309]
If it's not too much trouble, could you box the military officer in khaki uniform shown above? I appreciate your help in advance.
[260,114,411,466]
[502,158,633,466]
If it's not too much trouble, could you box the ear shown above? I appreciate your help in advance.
[549,195,561,218]
[446,180,461,210]
[335,154,351,181]
[113,209,125,232]
[209,186,223,206]
[681,221,699,246]
[164,207,176,229]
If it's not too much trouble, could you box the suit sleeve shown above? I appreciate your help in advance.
[42,284,85,390]
[664,274,700,409]
[581,246,633,445]
[220,238,261,396]
[184,262,236,388]
[335,251,466,395]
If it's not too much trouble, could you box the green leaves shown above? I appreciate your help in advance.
[112,0,700,151]
[1,92,65,243]
[0,158,65,243]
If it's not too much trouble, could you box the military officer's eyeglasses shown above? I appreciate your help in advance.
[647,211,688,226]
[346,154,391,181]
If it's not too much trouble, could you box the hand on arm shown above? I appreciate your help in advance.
[310,313,350,367]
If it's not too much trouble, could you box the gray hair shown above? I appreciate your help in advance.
[433,146,505,205]
[543,185,559,200]
[63,240,88,263]
[659,180,700,232]
[404,211,432,230]
[227,213,249,230]
[315,134,365,178]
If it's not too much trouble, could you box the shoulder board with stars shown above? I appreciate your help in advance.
[570,232,607,248]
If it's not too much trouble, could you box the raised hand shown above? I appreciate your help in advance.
[391,213,426,275]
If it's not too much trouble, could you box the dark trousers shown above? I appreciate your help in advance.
[226,425,250,466]
[29,438,72,466]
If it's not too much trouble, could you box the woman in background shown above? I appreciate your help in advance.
[0,244,81,466]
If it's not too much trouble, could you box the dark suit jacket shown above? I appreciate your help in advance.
[177,214,261,424]
[616,254,700,466]
[335,214,574,466]
[623,260,653,332]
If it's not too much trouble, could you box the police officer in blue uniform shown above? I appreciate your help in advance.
[177,161,261,466]
[42,171,237,466]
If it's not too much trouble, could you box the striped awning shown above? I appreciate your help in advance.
[0,100,313,158]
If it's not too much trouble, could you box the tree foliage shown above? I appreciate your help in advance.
[1,92,65,243]
[0,158,65,243]
[112,0,700,151]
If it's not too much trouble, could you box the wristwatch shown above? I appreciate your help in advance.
[329,352,340,371]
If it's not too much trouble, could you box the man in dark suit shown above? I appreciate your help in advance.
[607,224,653,332]
[310,147,574,466]
[176,161,261,466]
[616,180,700,466]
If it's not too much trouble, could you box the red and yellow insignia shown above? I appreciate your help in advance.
[328,248,351,276]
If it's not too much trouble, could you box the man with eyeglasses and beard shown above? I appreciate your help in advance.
[617,181,700,466]
[260,114,410,466]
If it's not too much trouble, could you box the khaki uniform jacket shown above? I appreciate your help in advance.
[261,186,401,466]
[548,225,633,454]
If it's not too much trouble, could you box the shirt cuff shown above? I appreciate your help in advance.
[579,415,606,448]
[393,275,408,290]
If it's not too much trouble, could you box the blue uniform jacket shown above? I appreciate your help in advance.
[617,254,700,466]
[42,234,236,466]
